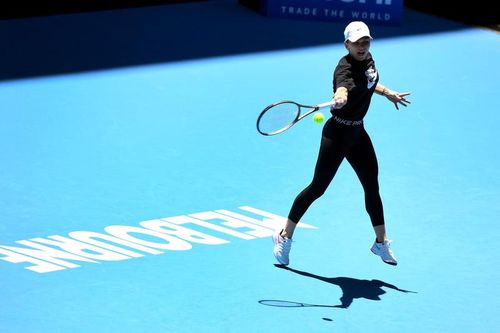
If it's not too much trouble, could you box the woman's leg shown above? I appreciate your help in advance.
[273,133,347,266]
[345,128,397,265]
[284,135,346,238]
[345,128,385,239]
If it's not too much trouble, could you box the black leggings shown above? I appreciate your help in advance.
[288,118,384,227]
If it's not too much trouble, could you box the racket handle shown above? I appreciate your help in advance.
[316,100,336,109]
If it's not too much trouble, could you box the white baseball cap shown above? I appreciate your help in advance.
[344,21,372,42]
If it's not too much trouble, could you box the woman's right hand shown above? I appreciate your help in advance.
[332,87,348,109]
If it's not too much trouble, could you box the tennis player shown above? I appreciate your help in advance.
[273,21,411,266]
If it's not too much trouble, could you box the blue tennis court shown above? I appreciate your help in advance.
[1,1,499,332]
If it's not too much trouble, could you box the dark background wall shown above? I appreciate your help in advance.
[0,0,209,20]
[404,0,499,29]
[1,0,498,30]
[1,0,497,82]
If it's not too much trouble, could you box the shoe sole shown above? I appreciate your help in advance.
[383,260,397,266]
[274,256,289,266]
[371,248,397,266]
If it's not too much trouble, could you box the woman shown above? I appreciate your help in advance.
[273,21,411,267]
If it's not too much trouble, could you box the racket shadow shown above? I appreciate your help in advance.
[260,265,417,309]
[258,299,341,308]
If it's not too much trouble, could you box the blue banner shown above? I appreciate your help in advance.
[261,0,404,25]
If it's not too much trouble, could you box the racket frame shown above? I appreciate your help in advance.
[256,100,335,136]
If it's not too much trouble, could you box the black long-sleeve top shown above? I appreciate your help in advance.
[332,52,379,121]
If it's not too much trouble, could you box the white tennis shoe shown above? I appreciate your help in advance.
[371,239,397,266]
[272,230,292,266]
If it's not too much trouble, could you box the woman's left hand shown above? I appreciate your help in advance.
[385,90,411,110]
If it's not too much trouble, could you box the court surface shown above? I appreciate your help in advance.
[1,1,499,332]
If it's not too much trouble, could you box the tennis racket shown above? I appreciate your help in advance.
[256,100,335,136]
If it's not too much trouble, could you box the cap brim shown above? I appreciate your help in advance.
[346,34,373,42]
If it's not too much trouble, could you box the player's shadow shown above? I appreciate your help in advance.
[275,265,417,309]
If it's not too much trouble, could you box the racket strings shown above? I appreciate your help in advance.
[257,102,301,135]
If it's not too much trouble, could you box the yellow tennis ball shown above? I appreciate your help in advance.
[313,112,324,124]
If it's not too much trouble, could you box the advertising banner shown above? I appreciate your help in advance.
[261,0,404,25]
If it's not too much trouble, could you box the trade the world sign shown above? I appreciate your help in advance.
[261,0,404,25]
